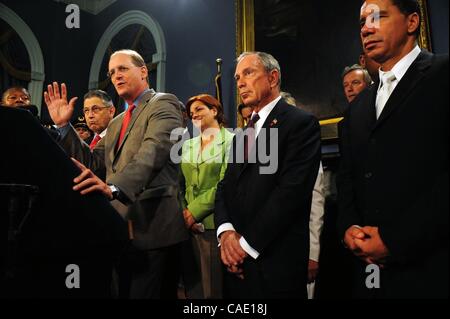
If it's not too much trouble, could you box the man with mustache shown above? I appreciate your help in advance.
[337,0,448,298]
[82,90,115,150]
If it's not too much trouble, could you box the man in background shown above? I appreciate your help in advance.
[1,86,31,107]
[82,90,116,150]
[342,64,372,103]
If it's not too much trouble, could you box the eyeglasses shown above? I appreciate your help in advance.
[83,105,110,114]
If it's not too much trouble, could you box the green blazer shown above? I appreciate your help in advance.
[180,127,234,229]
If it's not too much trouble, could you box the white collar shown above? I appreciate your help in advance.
[99,129,107,138]
[251,95,281,137]
[252,95,281,123]
[378,45,421,83]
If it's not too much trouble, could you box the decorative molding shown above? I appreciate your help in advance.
[88,10,166,91]
[53,0,117,15]
[235,0,255,127]
[418,0,432,52]
[0,3,45,113]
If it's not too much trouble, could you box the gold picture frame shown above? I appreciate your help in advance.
[418,0,432,51]
[235,0,255,127]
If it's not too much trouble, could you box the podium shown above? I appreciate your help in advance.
[0,184,38,297]
[0,107,128,298]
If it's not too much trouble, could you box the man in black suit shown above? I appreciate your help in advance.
[215,52,321,298]
[337,0,448,298]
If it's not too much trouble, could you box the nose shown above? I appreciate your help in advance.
[361,19,375,38]
[237,78,245,89]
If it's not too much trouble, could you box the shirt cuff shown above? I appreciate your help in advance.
[239,237,259,259]
[57,123,71,139]
[216,223,235,244]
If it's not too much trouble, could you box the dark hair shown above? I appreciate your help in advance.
[83,89,113,107]
[2,86,31,104]
[238,103,252,115]
[390,0,421,36]
[186,94,225,126]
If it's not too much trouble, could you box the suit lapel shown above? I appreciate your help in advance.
[355,83,377,132]
[107,114,123,163]
[114,89,156,156]
[374,51,433,130]
[198,128,226,165]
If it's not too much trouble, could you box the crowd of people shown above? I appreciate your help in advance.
[0,0,447,299]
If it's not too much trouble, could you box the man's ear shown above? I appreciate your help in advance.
[141,66,148,80]
[109,106,116,117]
[269,70,279,89]
[407,12,420,35]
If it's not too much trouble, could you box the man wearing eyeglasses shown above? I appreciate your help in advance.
[82,90,115,150]
[44,49,187,299]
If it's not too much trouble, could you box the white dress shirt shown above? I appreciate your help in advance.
[376,45,421,117]
[216,95,282,259]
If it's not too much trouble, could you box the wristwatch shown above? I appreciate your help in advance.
[108,184,120,200]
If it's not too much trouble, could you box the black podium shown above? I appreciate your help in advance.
[0,184,38,297]
[0,107,128,298]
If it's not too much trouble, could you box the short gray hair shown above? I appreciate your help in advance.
[237,51,282,88]
[342,64,372,86]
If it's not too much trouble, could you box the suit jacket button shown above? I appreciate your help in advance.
[364,172,372,178]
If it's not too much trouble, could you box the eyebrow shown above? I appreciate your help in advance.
[360,9,388,21]
[235,67,254,78]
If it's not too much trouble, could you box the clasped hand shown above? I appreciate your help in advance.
[220,230,248,279]
[344,225,390,266]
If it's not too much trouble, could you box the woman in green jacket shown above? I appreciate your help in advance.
[180,94,234,299]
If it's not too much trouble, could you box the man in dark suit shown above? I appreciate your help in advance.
[44,49,188,298]
[337,0,448,298]
[215,52,321,298]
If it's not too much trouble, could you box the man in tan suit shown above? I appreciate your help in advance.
[44,49,188,298]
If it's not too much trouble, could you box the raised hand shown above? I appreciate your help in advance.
[44,82,78,127]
